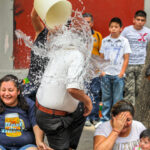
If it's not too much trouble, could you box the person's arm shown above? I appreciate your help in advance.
[118,54,129,78]
[94,112,128,150]
[98,32,103,52]
[31,8,44,39]
[99,53,104,59]
[94,132,119,150]
[33,125,53,150]
[67,88,92,116]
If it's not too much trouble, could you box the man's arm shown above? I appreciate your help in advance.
[67,88,92,116]
[31,8,44,39]
[99,53,104,59]
[118,53,129,78]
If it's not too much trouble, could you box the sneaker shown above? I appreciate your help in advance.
[85,120,92,126]
[94,121,103,129]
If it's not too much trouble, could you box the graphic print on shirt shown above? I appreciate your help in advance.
[1,113,25,137]
[128,32,148,63]
[104,42,123,65]
[138,33,148,42]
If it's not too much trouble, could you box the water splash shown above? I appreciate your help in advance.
[15,10,109,97]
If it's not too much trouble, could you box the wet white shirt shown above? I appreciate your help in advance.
[100,35,131,75]
[94,120,146,150]
[36,48,85,113]
[121,25,150,65]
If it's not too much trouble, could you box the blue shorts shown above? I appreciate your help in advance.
[0,144,37,150]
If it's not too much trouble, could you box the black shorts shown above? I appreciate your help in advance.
[36,103,86,150]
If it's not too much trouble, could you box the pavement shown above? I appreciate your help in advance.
[44,125,95,150]
[77,125,95,150]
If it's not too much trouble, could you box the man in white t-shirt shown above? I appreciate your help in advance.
[31,7,93,150]
[36,46,92,150]
[121,10,150,105]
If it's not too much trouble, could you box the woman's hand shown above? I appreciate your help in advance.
[112,112,128,133]
[37,141,53,150]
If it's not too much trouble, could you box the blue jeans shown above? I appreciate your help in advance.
[0,144,36,150]
[86,77,101,121]
[101,75,124,122]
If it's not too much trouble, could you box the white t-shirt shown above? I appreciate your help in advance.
[100,35,132,75]
[121,25,150,65]
[94,120,146,150]
[36,48,85,113]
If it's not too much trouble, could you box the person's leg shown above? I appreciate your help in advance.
[85,77,101,126]
[124,65,136,105]
[112,76,124,105]
[135,65,144,99]
[69,103,86,150]
[90,77,101,122]
[101,75,112,122]
[0,145,7,150]
[36,109,71,150]
[19,144,37,150]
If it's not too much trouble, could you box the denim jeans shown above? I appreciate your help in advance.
[101,75,124,122]
[86,77,101,121]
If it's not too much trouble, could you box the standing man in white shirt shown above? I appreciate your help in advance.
[32,6,93,150]
[121,10,150,105]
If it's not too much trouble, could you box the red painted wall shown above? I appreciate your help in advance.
[14,0,35,69]
[14,0,144,69]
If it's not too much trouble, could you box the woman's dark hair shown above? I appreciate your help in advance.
[140,129,150,140]
[111,100,135,117]
[0,74,29,113]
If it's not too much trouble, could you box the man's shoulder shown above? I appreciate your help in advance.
[119,35,129,42]
[72,49,84,57]
[123,25,133,31]
[143,26,150,32]
[94,30,102,36]
[102,35,110,42]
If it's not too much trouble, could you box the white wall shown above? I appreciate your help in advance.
[0,0,13,70]
[145,0,150,28]
[0,0,28,78]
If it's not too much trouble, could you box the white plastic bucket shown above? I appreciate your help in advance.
[34,0,72,29]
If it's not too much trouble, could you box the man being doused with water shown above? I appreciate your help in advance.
[31,6,93,150]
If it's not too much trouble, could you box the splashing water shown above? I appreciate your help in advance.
[15,10,110,97]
